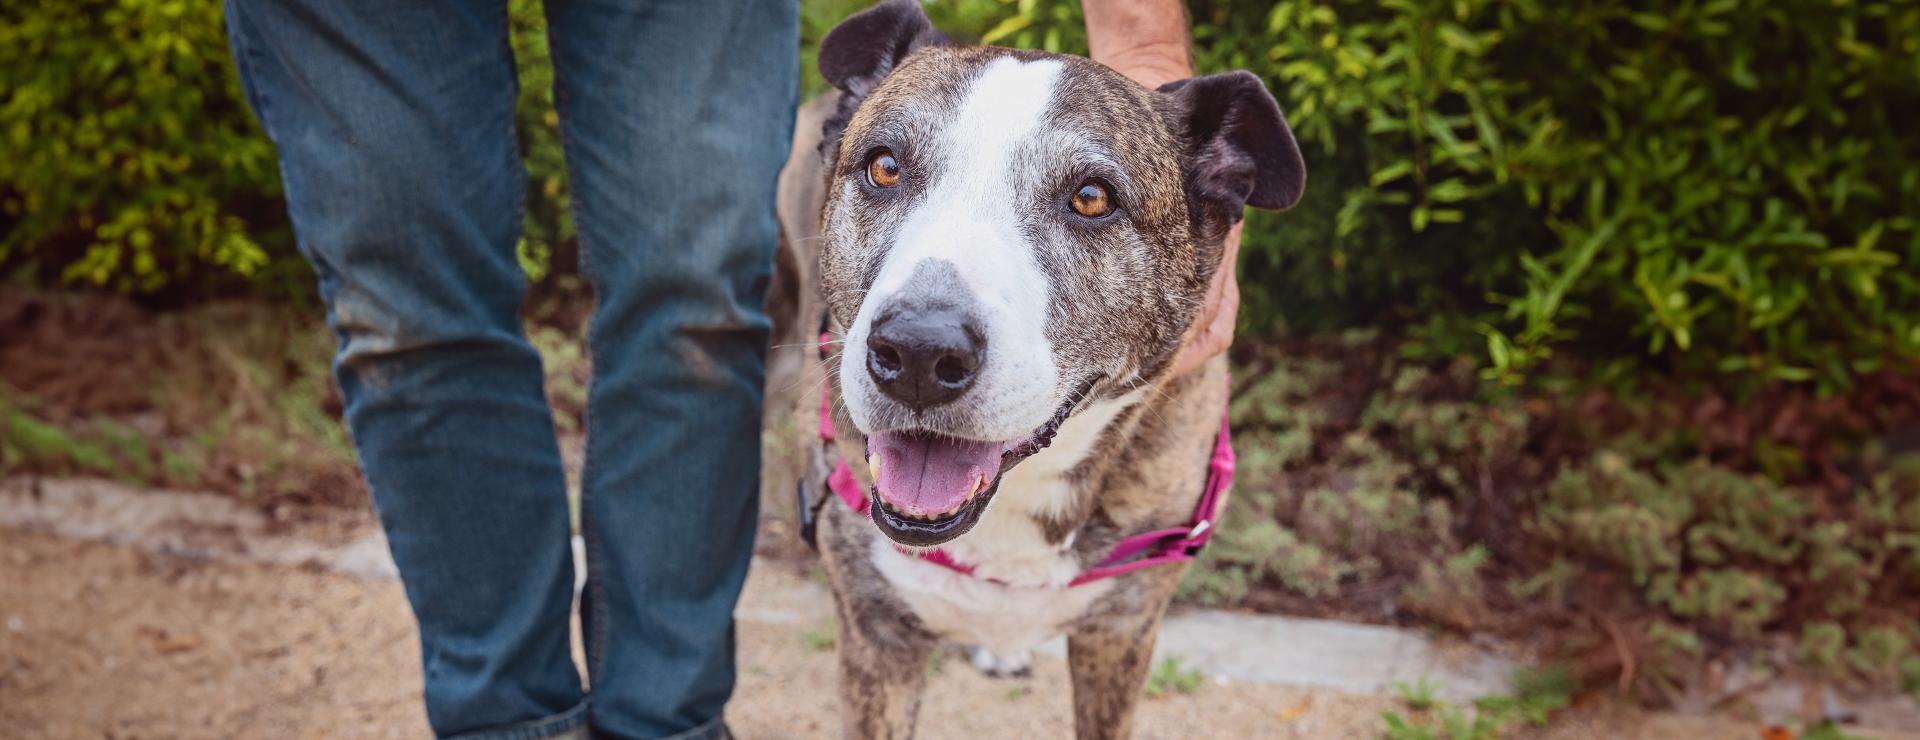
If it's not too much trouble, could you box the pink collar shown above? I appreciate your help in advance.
[816,379,1234,589]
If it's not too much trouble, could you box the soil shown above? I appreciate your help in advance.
[0,289,174,419]
[0,528,1849,739]
[0,288,366,508]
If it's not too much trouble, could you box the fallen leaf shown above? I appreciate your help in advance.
[1760,724,1795,740]
[1277,695,1313,722]
[155,632,202,655]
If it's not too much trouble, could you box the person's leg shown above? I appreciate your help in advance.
[542,0,797,736]
[225,2,584,736]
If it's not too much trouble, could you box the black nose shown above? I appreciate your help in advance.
[866,305,984,410]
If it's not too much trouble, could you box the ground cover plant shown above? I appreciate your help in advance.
[1184,334,1920,706]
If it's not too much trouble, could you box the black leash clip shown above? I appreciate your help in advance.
[796,477,822,550]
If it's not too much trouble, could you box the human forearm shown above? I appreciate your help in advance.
[1083,0,1193,88]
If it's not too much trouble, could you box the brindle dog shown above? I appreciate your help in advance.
[772,2,1305,736]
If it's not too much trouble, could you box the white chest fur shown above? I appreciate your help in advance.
[870,540,1112,658]
[866,391,1142,655]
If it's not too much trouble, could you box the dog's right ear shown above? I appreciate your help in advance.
[818,0,946,161]
[819,0,943,97]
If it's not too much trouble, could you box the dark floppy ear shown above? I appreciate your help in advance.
[817,0,947,160]
[820,0,944,96]
[1158,70,1306,216]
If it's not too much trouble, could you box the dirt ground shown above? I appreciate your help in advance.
[2,527,1875,740]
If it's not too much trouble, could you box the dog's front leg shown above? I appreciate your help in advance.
[834,603,937,740]
[1066,611,1164,740]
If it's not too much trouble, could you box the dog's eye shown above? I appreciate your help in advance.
[1070,179,1114,219]
[866,149,902,188]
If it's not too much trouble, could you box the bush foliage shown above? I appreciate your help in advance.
[1237,0,1920,390]
[0,0,283,294]
[0,0,572,297]
[6,0,1915,388]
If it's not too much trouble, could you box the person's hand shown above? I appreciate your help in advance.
[1168,222,1241,376]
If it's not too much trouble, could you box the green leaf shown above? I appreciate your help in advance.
[1371,160,1414,186]
[1487,332,1512,370]
[1628,12,1670,31]
[979,14,1031,46]
[1768,365,1815,382]
[1428,179,1471,203]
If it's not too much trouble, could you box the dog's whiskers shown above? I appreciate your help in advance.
[1116,371,1178,428]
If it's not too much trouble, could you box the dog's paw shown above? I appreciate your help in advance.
[964,645,1032,679]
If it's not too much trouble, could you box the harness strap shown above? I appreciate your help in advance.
[816,364,1234,589]
[1067,408,1232,586]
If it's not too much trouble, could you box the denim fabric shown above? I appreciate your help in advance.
[225,1,797,737]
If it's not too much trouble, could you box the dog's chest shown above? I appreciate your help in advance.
[869,540,1111,657]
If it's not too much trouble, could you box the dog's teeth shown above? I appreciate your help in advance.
[869,457,882,482]
[970,473,989,496]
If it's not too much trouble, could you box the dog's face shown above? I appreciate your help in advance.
[817,0,1303,548]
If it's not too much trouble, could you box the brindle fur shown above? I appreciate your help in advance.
[771,3,1300,736]
[785,89,1224,736]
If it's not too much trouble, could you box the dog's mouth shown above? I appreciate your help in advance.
[867,377,1100,548]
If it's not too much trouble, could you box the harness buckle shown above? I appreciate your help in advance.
[1182,519,1212,556]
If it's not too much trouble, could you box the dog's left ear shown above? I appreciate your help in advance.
[1158,71,1307,218]
[817,0,948,161]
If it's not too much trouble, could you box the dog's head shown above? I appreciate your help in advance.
[818,0,1304,548]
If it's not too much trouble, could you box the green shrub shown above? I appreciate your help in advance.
[1,0,574,295]
[17,0,1917,390]
[508,0,573,284]
[0,0,285,293]
[1235,0,1920,387]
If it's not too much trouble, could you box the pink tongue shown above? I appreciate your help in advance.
[870,431,1003,517]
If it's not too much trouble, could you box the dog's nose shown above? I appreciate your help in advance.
[866,306,983,410]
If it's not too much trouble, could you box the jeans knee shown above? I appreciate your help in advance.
[325,281,532,395]
[328,286,411,372]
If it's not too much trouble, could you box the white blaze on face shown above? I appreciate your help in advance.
[842,56,1065,442]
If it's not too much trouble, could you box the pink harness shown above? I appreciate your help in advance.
[815,380,1234,588]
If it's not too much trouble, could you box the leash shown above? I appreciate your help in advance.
[798,349,1235,589]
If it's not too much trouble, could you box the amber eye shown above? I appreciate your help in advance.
[1070,179,1114,218]
[866,149,902,188]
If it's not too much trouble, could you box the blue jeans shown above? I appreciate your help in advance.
[224,1,797,737]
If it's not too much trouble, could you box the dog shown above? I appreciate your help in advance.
[771,1,1304,736]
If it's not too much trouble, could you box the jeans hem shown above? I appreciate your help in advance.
[646,714,730,740]
[443,700,589,740]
